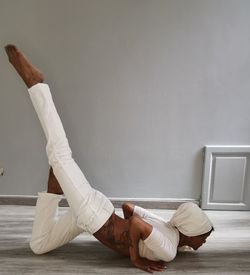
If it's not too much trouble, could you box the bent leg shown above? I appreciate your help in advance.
[30,192,84,254]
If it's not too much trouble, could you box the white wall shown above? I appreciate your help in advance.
[0,0,250,199]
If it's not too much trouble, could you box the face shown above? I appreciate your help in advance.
[187,232,211,250]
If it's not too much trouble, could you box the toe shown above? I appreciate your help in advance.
[5,44,18,55]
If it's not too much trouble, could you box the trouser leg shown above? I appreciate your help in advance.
[28,83,114,234]
[28,83,92,216]
[30,192,84,254]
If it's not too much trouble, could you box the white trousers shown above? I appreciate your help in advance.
[28,83,114,255]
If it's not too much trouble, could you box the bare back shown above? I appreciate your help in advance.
[93,212,131,257]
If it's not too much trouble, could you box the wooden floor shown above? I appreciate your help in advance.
[0,206,250,275]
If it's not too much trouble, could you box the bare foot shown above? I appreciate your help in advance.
[47,167,64,195]
[5,44,44,88]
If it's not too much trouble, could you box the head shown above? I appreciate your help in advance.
[179,227,214,250]
[170,202,214,250]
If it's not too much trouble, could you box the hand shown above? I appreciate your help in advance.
[132,257,167,273]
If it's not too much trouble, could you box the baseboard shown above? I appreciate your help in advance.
[110,197,199,209]
[0,195,199,209]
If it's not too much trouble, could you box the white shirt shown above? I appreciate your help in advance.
[134,206,180,262]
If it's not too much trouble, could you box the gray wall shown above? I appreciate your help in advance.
[0,0,250,199]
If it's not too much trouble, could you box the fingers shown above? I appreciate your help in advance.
[133,258,167,273]
[143,264,167,273]
[149,260,167,269]
[150,266,166,272]
[144,266,154,273]
[144,266,166,273]
[149,264,167,272]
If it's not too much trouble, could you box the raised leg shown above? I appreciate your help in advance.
[5,44,91,216]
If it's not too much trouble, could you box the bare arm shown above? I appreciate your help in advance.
[128,216,167,273]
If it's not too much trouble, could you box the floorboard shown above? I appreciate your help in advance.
[0,206,249,274]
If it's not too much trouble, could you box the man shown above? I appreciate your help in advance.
[5,44,213,273]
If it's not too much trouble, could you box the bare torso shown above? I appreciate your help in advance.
[93,211,131,257]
